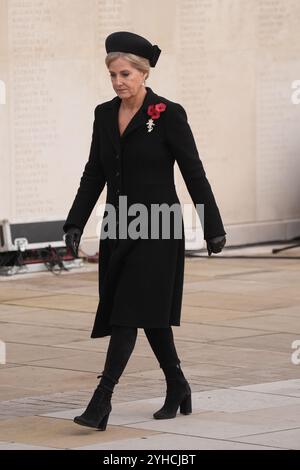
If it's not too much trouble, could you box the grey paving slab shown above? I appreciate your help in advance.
[122,414,289,442]
[3,293,98,313]
[0,386,54,401]
[53,338,109,351]
[168,321,268,342]
[173,341,291,369]
[125,363,243,381]
[54,334,205,359]
[236,427,300,450]
[26,351,159,374]
[73,433,279,450]
[42,386,300,429]
[0,415,158,449]
[0,304,43,314]
[0,323,88,346]
[184,274,212,282]
[0,441,59,450]
[206,313,300,335]
[0,365,97,396]
[0,279,98,297]
[265,305,300,318]
[215,331,298,354]
[183,260,271,278]
[226,269,300,285]
[0,265,98,285]
[181,305,274,324]
[53,333,201,361]
[0,390,94,418]
[5,342,89,364]
[183,278,289,295]
[232,379,300,397]
[42,391,207,425]
[190,388,300,413]
[19,350,108,372]
[0,308,94,330]
[182,290,294,312]
[199,403,300,429]
[41,404,157,425]
[0,288,53,302]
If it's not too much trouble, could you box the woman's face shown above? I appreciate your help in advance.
[108,57,146,99]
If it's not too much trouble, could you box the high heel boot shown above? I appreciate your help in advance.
[73,372,118,430]
[153,364,192,419]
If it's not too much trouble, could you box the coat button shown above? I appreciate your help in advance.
[116,189,120,195]
[116,171,120,177]
[116,154,119,159]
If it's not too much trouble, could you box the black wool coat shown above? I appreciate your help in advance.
[63,86,226,338]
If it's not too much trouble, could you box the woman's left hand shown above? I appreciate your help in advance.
[206,235,226,256]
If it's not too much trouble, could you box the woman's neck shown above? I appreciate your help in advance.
[120,87,147,112]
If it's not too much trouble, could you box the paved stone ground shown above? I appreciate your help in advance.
[0,244,300,449]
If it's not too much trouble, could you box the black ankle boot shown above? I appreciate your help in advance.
[153,365,192,419]
[73,372,118,430]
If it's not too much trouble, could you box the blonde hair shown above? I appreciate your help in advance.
[105,52,150,81]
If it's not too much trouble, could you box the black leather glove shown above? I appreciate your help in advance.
[65,226,82,257]
[206,235,226,256]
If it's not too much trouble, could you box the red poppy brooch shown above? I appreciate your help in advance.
[146,102,167,132]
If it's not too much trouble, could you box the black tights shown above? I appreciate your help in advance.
[101,325,181,386]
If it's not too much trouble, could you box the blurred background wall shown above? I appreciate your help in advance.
[1,0,300,250]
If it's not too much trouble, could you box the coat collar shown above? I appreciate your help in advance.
[104,87,162,154]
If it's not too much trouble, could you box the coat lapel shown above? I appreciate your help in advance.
[104,87,160,154]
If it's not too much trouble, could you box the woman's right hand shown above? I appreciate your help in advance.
[65,226,82,257]
[206,235,226,256]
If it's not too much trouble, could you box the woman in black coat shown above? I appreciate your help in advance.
[64,31,226,430]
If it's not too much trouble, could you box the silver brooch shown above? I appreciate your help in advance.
[146,118,155,132]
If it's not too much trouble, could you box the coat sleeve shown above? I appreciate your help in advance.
[63,105,106,234]
[165,102,226,241]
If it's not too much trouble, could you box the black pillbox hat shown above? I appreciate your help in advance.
[105,31,161,67]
